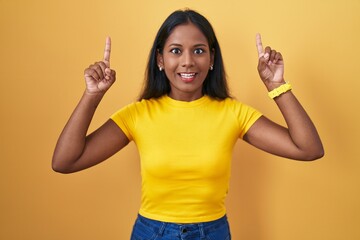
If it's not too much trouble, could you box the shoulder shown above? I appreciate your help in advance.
[123,97,164,109]
[208,96,250,110]
[214,97,262,120]
[112,96,166,116]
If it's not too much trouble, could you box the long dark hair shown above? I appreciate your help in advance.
[139,9,230,100]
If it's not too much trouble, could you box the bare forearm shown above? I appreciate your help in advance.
[52,91,104,170]
[273,89,324,159]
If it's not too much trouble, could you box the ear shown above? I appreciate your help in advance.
[157,49,164,68]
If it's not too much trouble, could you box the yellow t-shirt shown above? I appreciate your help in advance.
[111,95,262,223]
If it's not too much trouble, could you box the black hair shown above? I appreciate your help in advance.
[138,9,230,100]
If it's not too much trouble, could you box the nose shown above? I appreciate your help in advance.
[181,51,194,68]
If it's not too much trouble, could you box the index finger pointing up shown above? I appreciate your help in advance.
[103,36,111,67]
[256,33,264,58]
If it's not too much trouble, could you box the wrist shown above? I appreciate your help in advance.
[84,89,106,98]
[264,80,287,91]
[82,90,105,107]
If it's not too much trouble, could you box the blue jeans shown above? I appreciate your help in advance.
[130,214,231,240]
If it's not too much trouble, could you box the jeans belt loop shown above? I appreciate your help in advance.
[158,222,166,236]
[198,223,205,238]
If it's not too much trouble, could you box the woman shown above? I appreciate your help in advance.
[52,9,324,240]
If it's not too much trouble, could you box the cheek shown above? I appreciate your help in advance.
[163,68,178,82]
[200,61,211,73]
[164,59,178,71]
[162,53,176,66]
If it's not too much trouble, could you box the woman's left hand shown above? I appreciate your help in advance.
[256,33,285,89]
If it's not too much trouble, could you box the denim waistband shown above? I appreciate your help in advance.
[137,213,228,233]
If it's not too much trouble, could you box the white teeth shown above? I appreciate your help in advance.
[180,73,195,78]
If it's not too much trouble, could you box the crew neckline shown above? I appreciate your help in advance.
[161,95,211,108]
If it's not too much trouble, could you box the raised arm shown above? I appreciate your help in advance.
[243,34,324,161]
[52,37,129,173]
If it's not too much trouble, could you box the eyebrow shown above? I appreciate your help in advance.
[167,43,208,48]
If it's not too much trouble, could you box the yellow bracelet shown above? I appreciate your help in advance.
[268,82,292,99]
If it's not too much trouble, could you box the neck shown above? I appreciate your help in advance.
[168,91,203,102]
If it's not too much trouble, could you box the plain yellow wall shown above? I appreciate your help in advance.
[1,0,359,239]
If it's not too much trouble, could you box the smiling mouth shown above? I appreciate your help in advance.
[178,73,197,82]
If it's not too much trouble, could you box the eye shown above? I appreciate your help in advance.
[170,48,181,54]
[194,48,204,54]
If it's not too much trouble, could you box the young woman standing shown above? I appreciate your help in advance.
[52,9,324,240]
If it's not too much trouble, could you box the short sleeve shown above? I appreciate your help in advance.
[231,100,262,139]
[110,103,136,141]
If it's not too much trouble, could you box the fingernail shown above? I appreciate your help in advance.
[264,53,269,59]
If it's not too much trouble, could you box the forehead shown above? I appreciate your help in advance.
[165,23,208,46]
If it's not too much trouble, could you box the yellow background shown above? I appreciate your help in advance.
[1,0,359,239]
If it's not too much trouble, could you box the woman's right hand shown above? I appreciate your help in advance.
[84,37,116,94]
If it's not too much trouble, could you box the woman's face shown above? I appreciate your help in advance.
[157,23,214,101]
